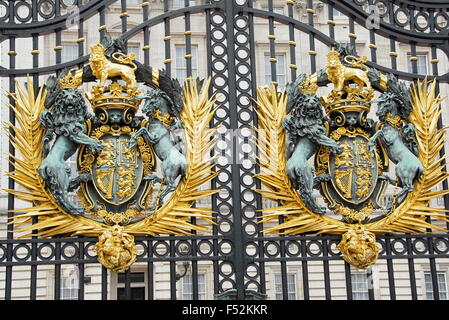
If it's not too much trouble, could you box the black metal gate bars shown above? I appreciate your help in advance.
[2,0,449,300]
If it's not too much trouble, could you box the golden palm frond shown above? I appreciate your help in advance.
[6,78,218,238]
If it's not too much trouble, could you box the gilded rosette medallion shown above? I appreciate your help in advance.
[255,44,449,269]
[6,35,218,272]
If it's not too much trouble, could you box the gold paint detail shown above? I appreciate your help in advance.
[337,225,379,269]
[306,8,315,14]
[98,25,107,31]
[8,51,17,55]
[308,50,317,55]
[268,35,276,40]
[389,51,398,57]
[431,59,439,64]
[93,225,137,272]
[321,50,374,115]
[348,33,357,38]
[59,70,83,90]
[327,20,336,25]
[288,41,296,46]
[369,44,377,49]
[334,202,375,224]
[141,2,150,7]
[163,35,172,41]
[53,46,63,51]
[31,50,40,55]
[77,37,86,43]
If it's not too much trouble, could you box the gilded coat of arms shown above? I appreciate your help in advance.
[6,35,218,272]
[256,44,449,269]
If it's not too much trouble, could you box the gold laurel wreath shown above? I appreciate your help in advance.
[254,80,449,236]
[5,78,218,238]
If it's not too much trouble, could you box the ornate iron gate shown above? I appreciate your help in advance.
[1,0,449,300]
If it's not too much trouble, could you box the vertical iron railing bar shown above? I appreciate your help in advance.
[367,267,375,300]
[385,237,397,299]
[147,239,154,300]
[121,0,127,50]
[328,4,335,45]
[348,14,356,49]
[344,261,353,300]
[322,239,331,300]
[268,0,277,87]
[169,237,177,300]
[29,33,40,301]
[267,0,287,299]
[204,5,220,297]
[163,0,176,302]
[225,0,245,300]
[410,42,418,75]
[54,242,61,300]
[77,241,85,300]
[5,35,16,301]
[124,267,131,300]
[164,0,172,77]
[185,0,193,81]
[32,0,38,21]
[99,6,106,42]
[406,237,418,300]
[143,1,150,66]
[388,2,398,70]
[286,0,296,83]
[101,266,108,300]
[307,0,316,74]
[279,217,289,300]
[300,236,310,300]
[55,30,62,76]
[368,0,377,63]
[78,17,84,63]
[248,0,266,295]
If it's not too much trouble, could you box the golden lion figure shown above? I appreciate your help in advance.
[93,225,137,272]
[337,225,379,269]
[89,43,137,90]
[326,50,372,97]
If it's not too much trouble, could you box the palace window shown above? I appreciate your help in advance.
[182,274,206,300]
[61,268,79,300]
[351,272,370,300]
[264,53,287,89]
[176,46,199,84]
[407,54,428,75]
[274,273,297,300]
[425,272,448,300]
[62,44,78,63]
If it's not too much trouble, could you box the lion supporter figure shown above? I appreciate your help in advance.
[38,73,104,215]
